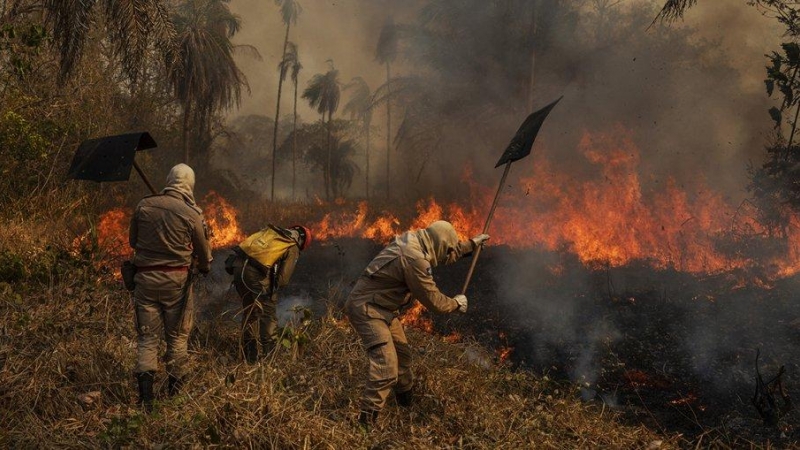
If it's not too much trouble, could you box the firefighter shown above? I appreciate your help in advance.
[226,224,311,364]
[128,163,212,412]
[345,220,489,425]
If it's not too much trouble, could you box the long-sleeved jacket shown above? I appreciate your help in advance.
[346,229,475,316]
[129,190,212,272]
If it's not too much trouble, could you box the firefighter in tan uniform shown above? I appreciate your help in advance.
[128,164,212,411]
[228,225,311,364]
[345,220,489,425]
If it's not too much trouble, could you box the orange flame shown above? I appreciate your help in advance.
[400,301,434,333]
[497,346,514,363]
[89,127,800,282]
[202,191,245,248]
[96,208,132,259]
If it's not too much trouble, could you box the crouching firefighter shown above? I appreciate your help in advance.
[225,225,311,364]
[344,220,489,426]
[126,164,212,412]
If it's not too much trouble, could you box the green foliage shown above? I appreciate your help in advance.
[100,414,146,446]
[747,3,800,230]
[0,110,55,203]
[276,306,313,359]
[0,23,48,78]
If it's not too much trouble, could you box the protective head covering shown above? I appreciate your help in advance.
[420,220,460,267]
[162,163,196,205]
[289,225,312,250]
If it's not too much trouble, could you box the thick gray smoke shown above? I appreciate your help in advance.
[225,0,780,202]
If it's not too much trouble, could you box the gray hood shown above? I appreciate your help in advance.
[162,164,197,207]
[417,220,460,267]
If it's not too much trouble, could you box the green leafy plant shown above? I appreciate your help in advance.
[276,305,313,360]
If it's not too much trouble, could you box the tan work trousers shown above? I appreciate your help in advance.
[133,270,192,377]
[232,258,278,349]
[345,300,413,413]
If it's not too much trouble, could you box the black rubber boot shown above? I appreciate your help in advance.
[168,375,183,397]
[136,371,155,413]
[259,339,276,360]
[396,388,414,407]
[243,339,258,364]
[358,409,378,428]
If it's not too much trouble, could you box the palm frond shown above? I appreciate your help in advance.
[375,16,398,64]
[44,0,176,83]
[168,0,248,117]
[342,76,371,121]
[43,0,97,81]
[302,68,340,117]
[653,0,698,24]
[275,0,301,26]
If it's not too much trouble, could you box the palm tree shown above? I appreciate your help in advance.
[343,77,373,199]
[271,0,301,201]
[42,0,174,83]
[302,63,340,200]
[375,16,398,199]
[279,42,302,200]
[168,0,249,164]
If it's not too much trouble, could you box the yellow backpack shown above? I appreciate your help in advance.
[238,225,297,268]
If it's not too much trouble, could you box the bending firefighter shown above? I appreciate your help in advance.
[127,164,212,412]
[226,225,311,364]
[345,220,489,425]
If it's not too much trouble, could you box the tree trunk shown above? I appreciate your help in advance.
[326,110,332,200]
[272,22,291,201]
[385,61,392,199]
[320,114,329,201]
[292,78,298,201]
[182,103,191,164]
[526,1,539,112]
[365,121,370,199]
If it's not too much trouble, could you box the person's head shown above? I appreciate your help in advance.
[425,220,460,266]
[289,225,312,250]
[164,164,196,204]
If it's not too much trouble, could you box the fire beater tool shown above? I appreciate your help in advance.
[66,132,158,195]
[461,96,562,295]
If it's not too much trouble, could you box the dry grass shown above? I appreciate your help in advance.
[0,262,680,449]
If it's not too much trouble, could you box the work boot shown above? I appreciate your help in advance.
[168,374,183,397]
[396,388,414,407]
[243,339,258,364]
[358,409,378,428]
[136,371,155,413]
[259,339,277,360]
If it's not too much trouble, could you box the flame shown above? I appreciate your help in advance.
[301,127,800,279]
[96,208,132,259]
[496,346,514,363]
[202,191,245,248]
[400,301,434,333]
[90,192,245,269]
[444,332,462,343]
[88,127,800,282]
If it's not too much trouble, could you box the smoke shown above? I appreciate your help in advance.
[225,0,780,202]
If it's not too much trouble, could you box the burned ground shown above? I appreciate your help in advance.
[223,238,800,446]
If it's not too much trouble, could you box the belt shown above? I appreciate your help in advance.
[136,265,189,273]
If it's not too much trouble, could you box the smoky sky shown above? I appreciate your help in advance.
[226,0,781,202]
